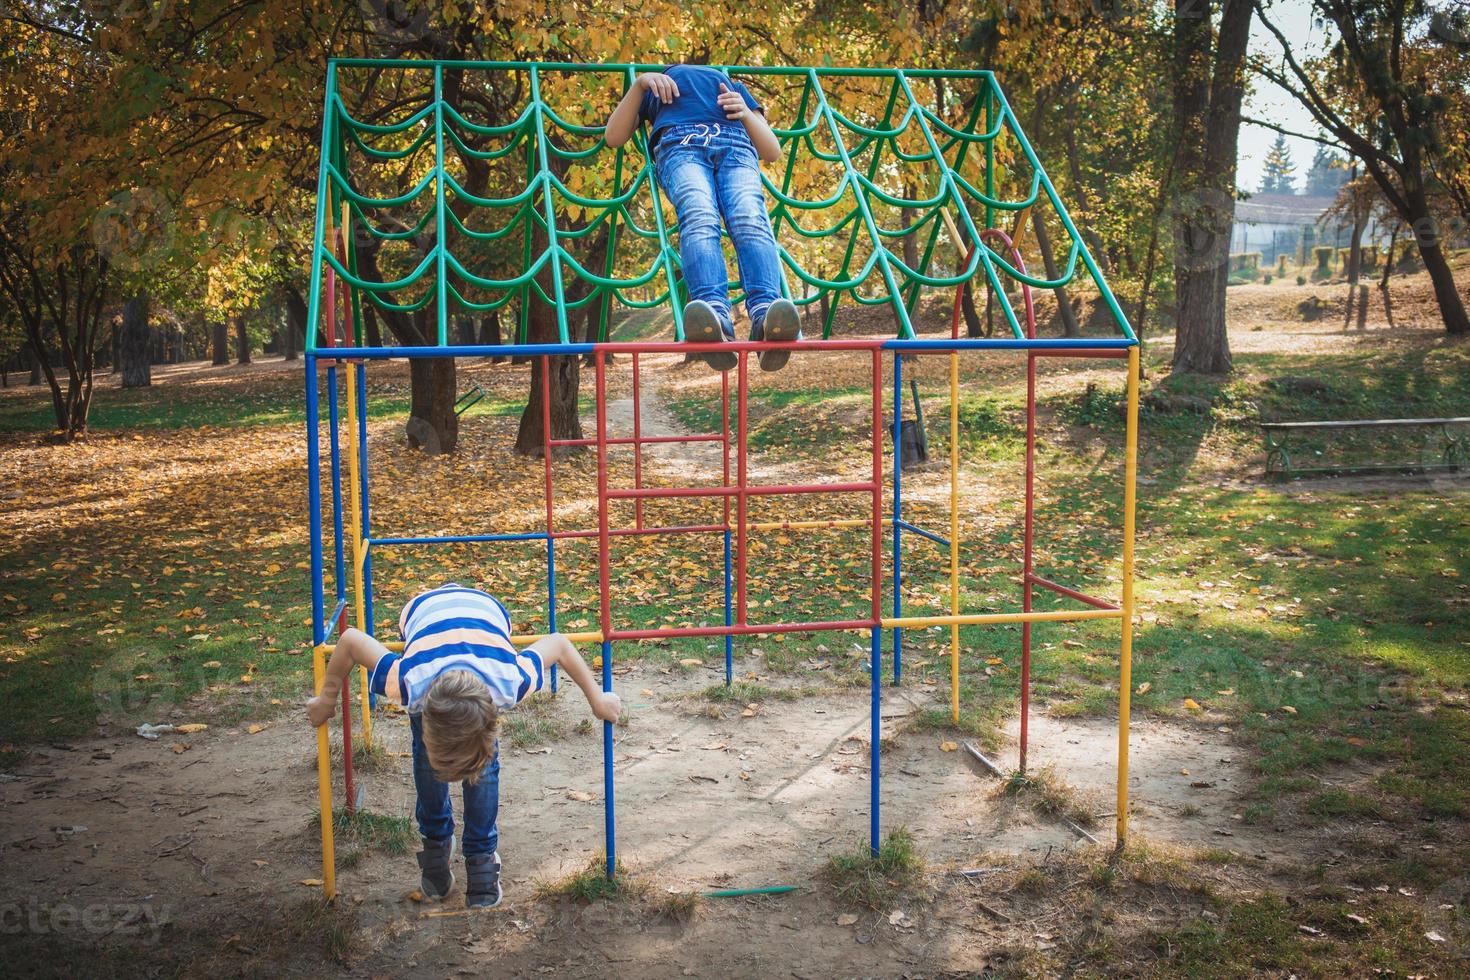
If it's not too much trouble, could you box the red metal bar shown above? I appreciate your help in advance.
[597,338,885,355]
[871,348,883,625]
[340,680,356,817]
[551,523,728,541]
[542,356,555,536]
[605,481,877,501]
[1025,572,1120,611]
[549,433,724,448]
[736,353,749,625]
[632,352,643,529]
[722,370,731,527]
[607,619,876,642]
[1021,319,1036,772]
[595,351,612,642]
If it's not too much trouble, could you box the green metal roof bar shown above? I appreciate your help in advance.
[433,65,449,345]
[305,62,338,353]
[528,65,571,343]
[988,80,1137,340]
[895,70,1023,339]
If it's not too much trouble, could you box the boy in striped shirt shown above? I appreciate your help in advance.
[306,584,621,908]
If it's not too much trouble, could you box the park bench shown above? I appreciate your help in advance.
[1262,417,1470,480]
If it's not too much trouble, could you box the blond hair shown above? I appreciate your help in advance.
[420,670,499,784]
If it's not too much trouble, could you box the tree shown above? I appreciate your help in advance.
[1254,0,1469,335]
[1259,134,1298,193]
[1304,144,1348,195]
[1171,0,1253,374]
[119,293,151,388]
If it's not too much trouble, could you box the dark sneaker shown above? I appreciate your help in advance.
[684,300,737,372]
[417,835,456,901]
[755,298,800,372]
[466,851,503,909]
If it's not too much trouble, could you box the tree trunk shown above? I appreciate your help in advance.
[233,314,251,364]
[119,293,151,388]
[362,303,383,348]
[1032,216,1080,337]
[1170,0,1251,375]
[406,358,459,454]
[481,310,505,363]
[29,347,41,385]
[1405,188,1470,335]
[515,293,583,456]
[211,321,229,365]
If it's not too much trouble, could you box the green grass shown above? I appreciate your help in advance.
[536,854,630,902]
[321,807,417,856]
[502,698,567,748]
[823,827,926,910]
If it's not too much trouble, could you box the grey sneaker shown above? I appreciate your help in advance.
[416,835,456,901]
[755,298,800,372]
[466,851,503,909]
[683,300,737,372]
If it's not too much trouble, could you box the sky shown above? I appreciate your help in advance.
[1238,0,1335,194]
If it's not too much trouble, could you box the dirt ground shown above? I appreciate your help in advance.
[2,659,1284,978]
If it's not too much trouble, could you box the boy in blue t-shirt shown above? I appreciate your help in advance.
[306,585,621,908]
[606,64,801,372]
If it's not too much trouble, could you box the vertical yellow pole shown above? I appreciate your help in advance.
[344,361,373,745]
[949,352,961,722]
[1116,346,1140,846]
[339,202,374,747]
[313,644,338,899]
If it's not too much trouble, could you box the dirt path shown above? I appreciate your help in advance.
[0,653,1288,977]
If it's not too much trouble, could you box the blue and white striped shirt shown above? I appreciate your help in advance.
[369,585,544,711]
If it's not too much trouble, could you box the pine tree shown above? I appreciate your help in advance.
[1259,134,1298,194]
[1304,145,1348,196]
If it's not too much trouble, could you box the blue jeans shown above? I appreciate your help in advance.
[410,712,499,856]
[654,125,784,338]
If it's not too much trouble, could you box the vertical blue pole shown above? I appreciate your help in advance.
[602,638,616,877]
[891,354,903,685]
[355,364,376,708]
[723,530,733,687]
[305,356,325,646]
[870,626,882,855]
[326,366,346,611]
[547,537,559,693]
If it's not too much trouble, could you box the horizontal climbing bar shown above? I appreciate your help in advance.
[606,619,876,642]
[605,481,877,501]
[1026,573,1120,611]
[881,608,1125,629]
[318,630,606,654]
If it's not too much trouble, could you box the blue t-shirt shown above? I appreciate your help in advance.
[638,65,763,140]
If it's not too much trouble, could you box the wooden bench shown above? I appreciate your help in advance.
[1262,417,1470,480]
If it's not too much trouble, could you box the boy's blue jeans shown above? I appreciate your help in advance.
[654,125,784,338]
[410,712,499,856]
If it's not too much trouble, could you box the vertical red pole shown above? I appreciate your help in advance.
[722,368,731,524]
[871,348,883,625]
[1021,348,1036,773]
[595,352,612,639]
[542,357,555,522]
[632,353,643,529]
[735,353,749,625]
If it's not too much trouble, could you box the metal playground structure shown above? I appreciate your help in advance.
[303,60,1141,899]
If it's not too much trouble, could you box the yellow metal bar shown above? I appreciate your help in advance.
[321,630,606,655]
[949,351,961,723]
[312,644,337,899]
[883,608,1124,630]
[1117,346,1140,846]
[344,361,373,745]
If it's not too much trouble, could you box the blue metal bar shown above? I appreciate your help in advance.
[891,354,902,686]
[895,519,950,549]
[326,367,346,609]
[870,626,882,855]
[547,537,559,693]
[305,356,325,645]
[303,338,1135,360]
[724,530,733,687]
[602,638,616,878]
[370,532,550,546]
[327,598,348,638]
